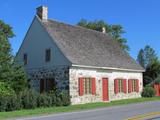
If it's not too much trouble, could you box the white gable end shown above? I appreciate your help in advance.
[16,16,71,69]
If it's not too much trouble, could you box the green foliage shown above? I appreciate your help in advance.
[37,93,52,107]
[20,89,38,109]
[0,94,21,112]
[10,65,28,93]
[137,45,160,86]
[0,19,28,93]
[0,20,14,83]
[77,19,129,52]
[59,91,70,106]
[143,59,160,86]
[0,88,70,112]
[0,82,20,111]
[0,20,14,38]
[0,82,15,96]
[141,86,156,97]
[137,49,145,68]
[137,45,158,69]
[154,76,160,84]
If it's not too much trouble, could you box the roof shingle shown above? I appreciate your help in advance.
[41,17,144,71]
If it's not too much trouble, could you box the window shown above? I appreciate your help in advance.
[45,49,51,62]
[23,53,27,65]
[79,77,96,96]
[114,79,127,94]
[118,79,123,93]
[40,78,55,93]
[128,79,139,93]
[132,80,136,92]
[84,78,92,94]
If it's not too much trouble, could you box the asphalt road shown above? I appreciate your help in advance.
[16,101,160,120]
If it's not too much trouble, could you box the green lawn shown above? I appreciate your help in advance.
[0,97,159,120]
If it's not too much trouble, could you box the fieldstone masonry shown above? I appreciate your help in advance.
[26,65,69,92]
[69,67,143,105]
[26,65,143,105]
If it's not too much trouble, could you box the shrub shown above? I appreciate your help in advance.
[59,91,70,106]
[0,96,8,112]
[142,86,156,97]
[37,93,52,107]
[49,89,70,106]
[20,89,38,109]
[5,95,21,111]
[0,82,15,96]
[49,89,62,106]
[0,86,70,112]
[0,82,20,111]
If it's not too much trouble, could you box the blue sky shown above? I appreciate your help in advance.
[0,0,160,59]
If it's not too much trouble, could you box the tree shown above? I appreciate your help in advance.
[137,45,158,69]
[137,49,145,68]
[77,19,129,52]
[0,20,14,83]
[143,59,160,85]
[0,20,28,93]
[137,45,160,86]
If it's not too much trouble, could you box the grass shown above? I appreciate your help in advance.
[0,97,159,120]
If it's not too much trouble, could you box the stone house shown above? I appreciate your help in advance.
[16,6,145,104]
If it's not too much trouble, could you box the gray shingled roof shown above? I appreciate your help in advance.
[41,17,144,71]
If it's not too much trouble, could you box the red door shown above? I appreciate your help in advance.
[102,78,109,101]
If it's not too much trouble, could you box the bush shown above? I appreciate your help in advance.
[20,89,38,109]
[0,95,8,112]
[142,86,156,97]
[0,82,20,111]
[5,95,21,111]
[37,93,52,107]
[49,89,70,106]
[0,82,15,96]
[0,86,70,112]
[59,91,70,106]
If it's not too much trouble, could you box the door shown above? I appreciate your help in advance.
[102,78,109,101]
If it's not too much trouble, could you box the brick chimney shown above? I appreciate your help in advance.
[36,6,48,22]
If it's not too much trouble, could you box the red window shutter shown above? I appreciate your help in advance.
[123,79,127,93]
[114,79,119,94]
[128,79,132,93]
[136,80,139,92]
[79,78,84,96]
[91,78,96,95]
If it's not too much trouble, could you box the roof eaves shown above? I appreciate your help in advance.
[72,64,145,72]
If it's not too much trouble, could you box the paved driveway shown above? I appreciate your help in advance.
[16,101,160,120]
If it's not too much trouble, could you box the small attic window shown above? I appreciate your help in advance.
[23,53,27,65]
[45,49,51,62]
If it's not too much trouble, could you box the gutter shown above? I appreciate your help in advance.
[72,64,145,72]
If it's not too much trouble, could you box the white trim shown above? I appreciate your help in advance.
[72,64,145,72]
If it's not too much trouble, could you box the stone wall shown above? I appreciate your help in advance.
[27,65,69,92]
[69,67,143,105]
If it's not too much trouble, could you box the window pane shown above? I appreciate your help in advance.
[118,79,123,93]
[23,53,27,65]
[45,49,51,62]
[131,80,136,92]
[83,78,92,95]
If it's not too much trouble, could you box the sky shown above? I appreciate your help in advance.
[0,0,160,59]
